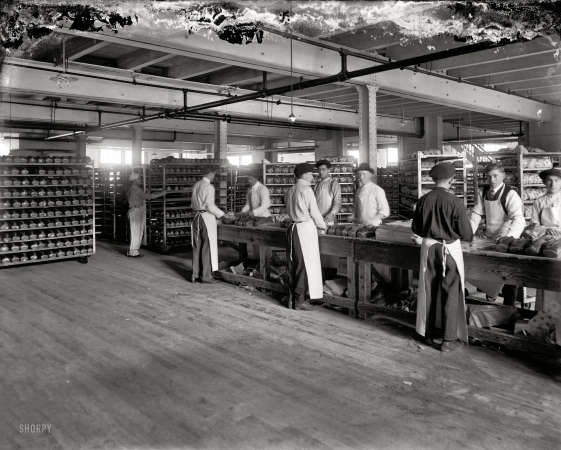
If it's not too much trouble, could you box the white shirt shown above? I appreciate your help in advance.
[191,177,224,218]
[285,179,326,229]
[241,181,271,217]
[470,183,525,238]
[313,176,342,217]
[353,182,390,226]
[531,192,561,228]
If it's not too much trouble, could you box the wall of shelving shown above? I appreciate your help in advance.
[263,159,356,223]
[377,167,398,217]
[398,151,467,219]
[474,149,561,221]
[144,161,232,253]
[1,155,95,267]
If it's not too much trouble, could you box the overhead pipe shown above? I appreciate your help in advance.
[45,39,510,141]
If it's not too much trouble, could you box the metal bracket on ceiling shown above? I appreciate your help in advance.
[261,72,268,98]
[338,49,349,82]
[182,89,188,112]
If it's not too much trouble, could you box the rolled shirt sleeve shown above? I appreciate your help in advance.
[307,188,327,229]
[530,198,542,225]
[373,187,390,223]
[469,188,485,233]
[252,185,271,217]
[505,191,525,238]
[329,180,342,216]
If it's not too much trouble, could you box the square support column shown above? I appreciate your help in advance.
[214,120,227,160]
[131,125,143,166]
[75,135,87,159]
[425,116,443,151]
[357,85,378,178]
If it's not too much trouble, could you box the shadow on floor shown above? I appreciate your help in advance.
[162,259,193,282]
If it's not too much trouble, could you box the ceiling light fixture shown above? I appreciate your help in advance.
[399,98,410,129]
[288,1,296,125]
[49,40,78,89]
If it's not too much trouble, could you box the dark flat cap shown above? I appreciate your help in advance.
[315,159,332,168]
[353,162,374,173]
[294,163,315,178]
[246,170,261,180]
[429,163,455,179]
[539,168,561,180]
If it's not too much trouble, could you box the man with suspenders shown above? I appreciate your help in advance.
[469,162,525,305]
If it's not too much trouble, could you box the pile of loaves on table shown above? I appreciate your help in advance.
[495,224,560,258]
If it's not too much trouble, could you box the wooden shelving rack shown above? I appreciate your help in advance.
[398,151,467,220]
[263,160,356,223]
[474,149,561,220]
[377,167,398,217]
[144,160,232,253]
[0,155,96,266]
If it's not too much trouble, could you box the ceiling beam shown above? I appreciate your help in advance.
[117,49,175,71]
[52,28,557,122]
[1,60,359,128]
[168,59,230,80]
[494,75,561,92]
[472,66,561,87]
[204,68,264,86]
[65,37,111,61]
[424,35,560,72]
[303,87,357,100]
[448,52,561,79]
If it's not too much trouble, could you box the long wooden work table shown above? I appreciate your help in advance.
[217,224,561,356]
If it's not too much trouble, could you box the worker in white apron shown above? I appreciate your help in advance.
[127,172,166,257]
[285,163,327,310]
[313,159,342,268]
[238,170,271,258]
[412,163,474,352]
[469,163,525,304]
[191,166,235,283]
[530,168,561,315]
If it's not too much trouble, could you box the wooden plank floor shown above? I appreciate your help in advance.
[1,240,560,450]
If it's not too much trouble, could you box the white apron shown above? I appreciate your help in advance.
[191,211,218,272]
[290,220,323,299]
[315,178,339,268]
[467,196,511,298]
[484,195,510,238]
[536,202,561,328]
[416,237,468,343]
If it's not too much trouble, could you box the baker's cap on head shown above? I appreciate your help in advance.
[429,163,455,179]
[539,168,561,180]
[294,163,315,178]
[353,162,374,173]
[129,172,140,181]
[315,159,331,169]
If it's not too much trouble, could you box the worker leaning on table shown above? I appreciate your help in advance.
[191,166,235,284]
[530,168,561,311]
[127,172,166,258]
[285,163,327,311]
[237,170,271,258]
[412,163,474,352]
[352,163,391,226]
[469,162,525,306]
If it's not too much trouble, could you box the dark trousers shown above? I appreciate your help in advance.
[192,215,212,281]
[424,244,462,342]
[286,225,308,306]
[502,285,519,306]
